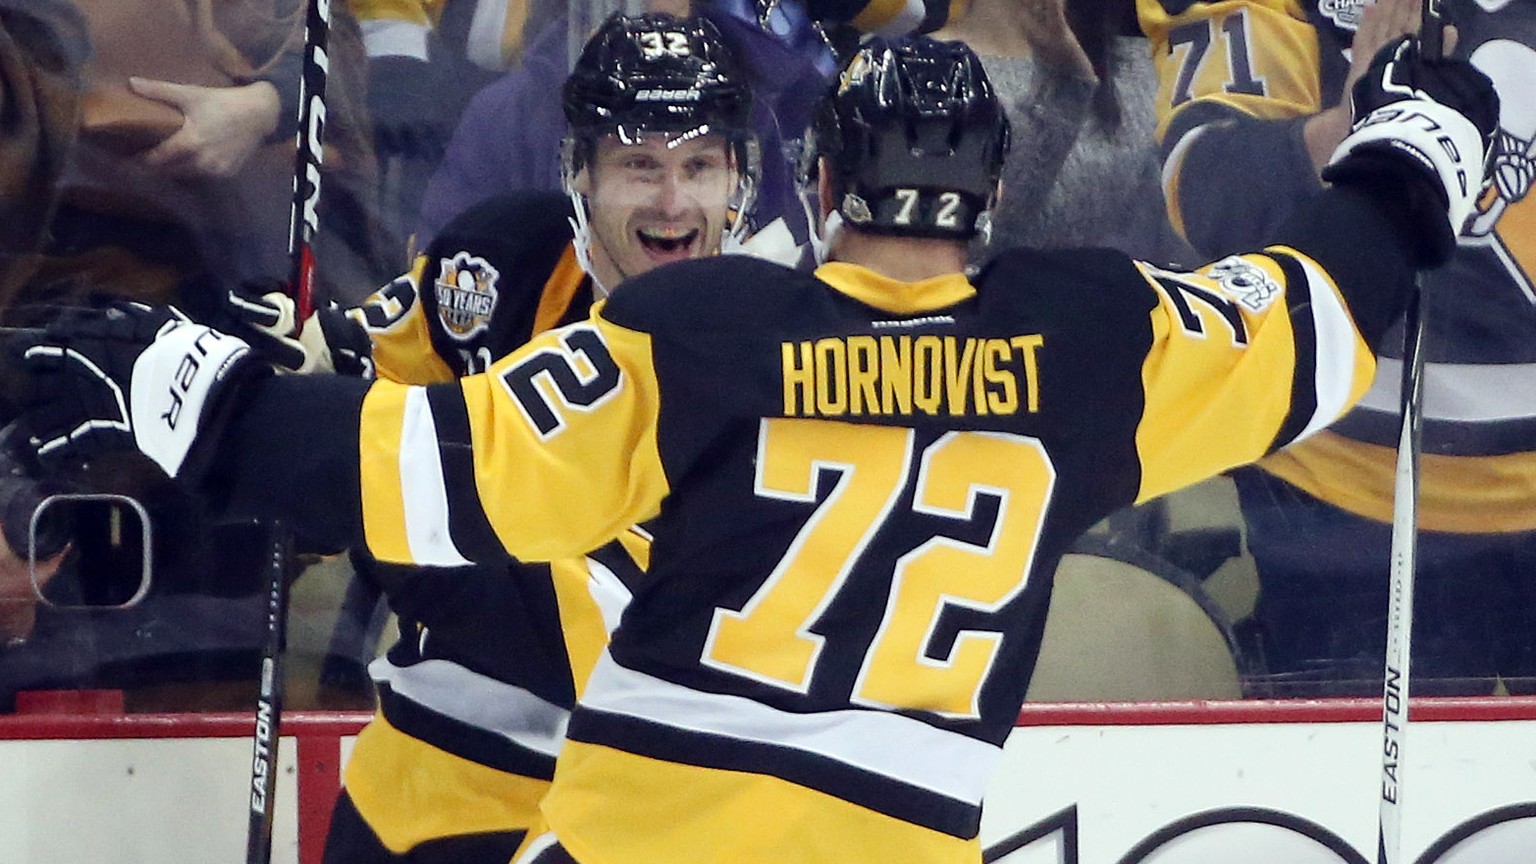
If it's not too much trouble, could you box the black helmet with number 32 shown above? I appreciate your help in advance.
[808,35,1009,240]
[562,12,758,179]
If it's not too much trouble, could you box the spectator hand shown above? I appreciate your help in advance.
[1322,36,1499,267]
[130,77,281,178]
[368,56,455,164]
[222,282,375,378]
[1304,0,1424,172]
[5,303,266,481]
[1343,0,1423,95]
[0,524,65,646]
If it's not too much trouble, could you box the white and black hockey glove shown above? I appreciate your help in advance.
[7,303,266,481]
[1322,36,1499,267]
[223,283,374,378]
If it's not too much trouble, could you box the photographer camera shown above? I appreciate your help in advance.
[0,429,70,645]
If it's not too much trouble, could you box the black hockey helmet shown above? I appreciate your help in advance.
[562,12,757,174]
[807,35,1010,239]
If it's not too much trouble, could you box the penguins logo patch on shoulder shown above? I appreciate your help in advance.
[1210,256,1281,313]
[435,252,500,341]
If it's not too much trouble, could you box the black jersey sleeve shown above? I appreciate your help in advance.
[1269,184,1416,350]
[204,373,372,552]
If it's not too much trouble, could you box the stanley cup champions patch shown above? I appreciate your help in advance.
[436,252,501,341]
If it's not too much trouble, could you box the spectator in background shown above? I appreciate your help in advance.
[351,0,569,244]
[31,0,393,312]
[1139,0,1536,696]
[935,0,1192,265]
[0,541,59,649]
[0,0,88,320]
[0,455,67,649]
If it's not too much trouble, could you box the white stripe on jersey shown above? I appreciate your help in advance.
[585,556,633,635]
[1358,358,1536,423]
[1292,254,1364,443]
[580,652,1001,806]
[399,387,472,566]
[511,832,560,864]
[465,0,512,70]
[370,657,571,757]
[1161,125,1209,205]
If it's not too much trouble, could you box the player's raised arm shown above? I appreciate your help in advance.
[1,300,667,567]
[1127,35,1498,501]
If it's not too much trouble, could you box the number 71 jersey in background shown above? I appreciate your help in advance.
[353,233,1383,864]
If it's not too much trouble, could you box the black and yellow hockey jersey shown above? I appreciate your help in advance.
[212,181,1418,864]
[340,191,646,854]
[361,192,593,383]
[1139,0,1536,532]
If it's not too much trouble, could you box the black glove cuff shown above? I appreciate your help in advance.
[1322,149,1456,269]
[176,357,274,489]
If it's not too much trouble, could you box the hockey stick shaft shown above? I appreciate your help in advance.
[246,526,293,864]
[246,1,331,862]
[1376,9,1441,864]
[1376,288,1423,864]
[285,0,332,324]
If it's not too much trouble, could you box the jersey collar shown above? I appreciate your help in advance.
[814,261,976,315]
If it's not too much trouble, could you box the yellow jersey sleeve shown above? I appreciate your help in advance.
[1133,246,1376,501]
[361,256,456,385]
[357,308,670,566]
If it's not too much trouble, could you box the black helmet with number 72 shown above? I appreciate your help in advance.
[807,35,1010,240]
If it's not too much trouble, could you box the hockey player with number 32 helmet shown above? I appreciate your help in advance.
[209,13,766,864]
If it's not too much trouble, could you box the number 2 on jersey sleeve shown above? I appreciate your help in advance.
[703,419,1056,719]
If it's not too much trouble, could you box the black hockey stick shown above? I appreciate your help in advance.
[1375,7,1442,864]
[246,1,331,862]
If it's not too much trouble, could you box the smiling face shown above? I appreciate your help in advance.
[577,133,738,289]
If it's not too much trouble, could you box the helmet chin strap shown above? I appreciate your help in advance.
[811,210,845,265]
[566,190,624,300]
[795,178,843,266]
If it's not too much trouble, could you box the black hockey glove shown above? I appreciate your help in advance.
[5,303,267,482]
[1321,36,1499,268]
[221,282,375,378]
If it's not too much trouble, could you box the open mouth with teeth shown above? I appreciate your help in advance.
[636,226,701,263]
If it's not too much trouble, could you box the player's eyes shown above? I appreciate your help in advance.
[685,158,725,178]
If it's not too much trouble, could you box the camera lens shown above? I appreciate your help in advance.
[0,476,70,561]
